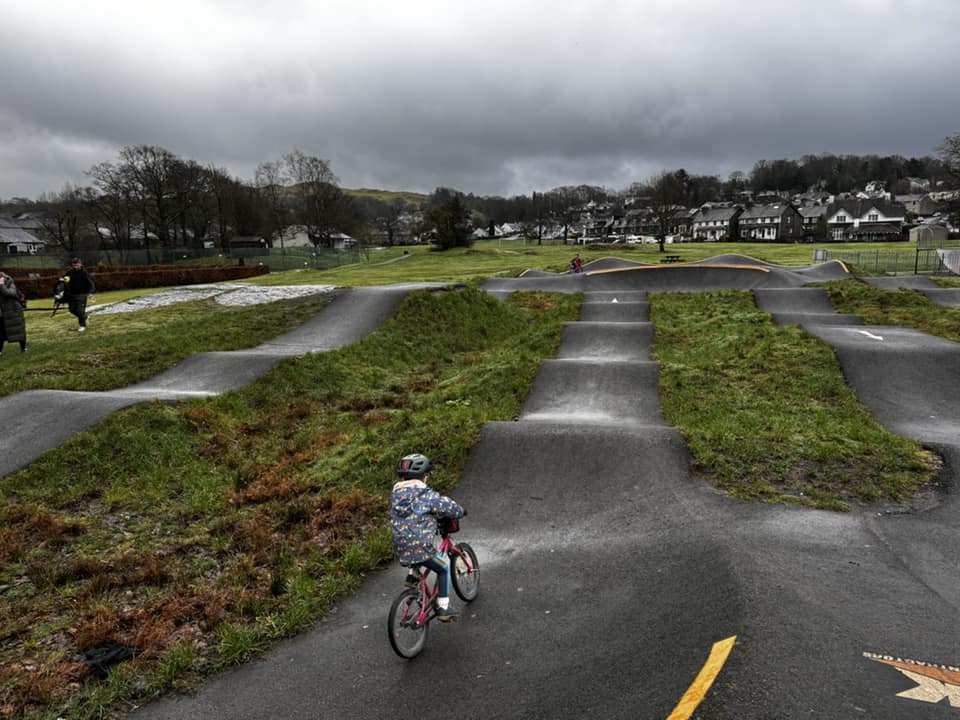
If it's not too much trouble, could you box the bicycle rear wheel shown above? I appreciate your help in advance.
[387,588,429,658]
[450,542,479,602]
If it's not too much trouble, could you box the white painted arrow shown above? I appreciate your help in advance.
[895,668,960,707]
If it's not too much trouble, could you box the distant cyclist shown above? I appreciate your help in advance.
[571,252,583,273]
[389,453,465,622]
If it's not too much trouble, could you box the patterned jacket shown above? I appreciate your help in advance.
[390,480,464,565]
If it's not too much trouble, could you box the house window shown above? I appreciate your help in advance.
[868,213,878,222]
[835,215,847,223]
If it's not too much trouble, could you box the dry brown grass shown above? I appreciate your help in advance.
[0,501,82,564]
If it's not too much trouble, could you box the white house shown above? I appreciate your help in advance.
[0,216,45,254]
[691,206,741,241]
[825,200,906,241]
[274,226,355,249]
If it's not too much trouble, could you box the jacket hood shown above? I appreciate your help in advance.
[391,479,427,513]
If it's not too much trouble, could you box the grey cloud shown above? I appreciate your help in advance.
[1,0,959,200]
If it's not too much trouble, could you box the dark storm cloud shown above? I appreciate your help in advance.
[2,0,959,200]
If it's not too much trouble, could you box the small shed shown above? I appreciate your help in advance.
[909,223,949,245]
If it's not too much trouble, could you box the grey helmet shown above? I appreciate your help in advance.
[397,453,432,479]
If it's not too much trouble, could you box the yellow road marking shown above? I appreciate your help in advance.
[666,635,737,720]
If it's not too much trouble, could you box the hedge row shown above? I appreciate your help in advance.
[4,264,270,300]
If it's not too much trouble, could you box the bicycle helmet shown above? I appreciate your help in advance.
[396,453,432,479]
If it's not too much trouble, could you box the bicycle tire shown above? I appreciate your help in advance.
[450,542,480,602]
[387,588,429,658]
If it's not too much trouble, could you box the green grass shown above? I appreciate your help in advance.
[343,187,427,207]
[823,278,960,341]
[1,241,956,718]
[0,287,578,719]
[650,289,940,509]
[0,290,336,397]
[243,238,933,287]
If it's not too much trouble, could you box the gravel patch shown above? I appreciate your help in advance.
[90,283,338,315]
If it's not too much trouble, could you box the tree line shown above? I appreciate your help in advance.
[2,136,958,255]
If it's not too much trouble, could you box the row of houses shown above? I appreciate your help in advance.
[4,188,958,254]
[573,197,954,244]
[0,216,360,257]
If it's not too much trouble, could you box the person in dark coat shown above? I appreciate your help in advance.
[0,271,27,352]
[62,258,95,331]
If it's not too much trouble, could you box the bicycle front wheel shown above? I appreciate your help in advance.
[451,542,480,602]
[387,588,429,659]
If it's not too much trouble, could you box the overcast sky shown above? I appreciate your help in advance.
[2,0,959,201]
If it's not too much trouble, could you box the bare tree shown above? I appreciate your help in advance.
[937,133,960,227]
[546,187,584,243]
[86,161,138,252]
[170,159,212,247]
[38,184,93,254]
[375,197,408,246]
[255,160,290,250]
[283,149,349,248]
[938,134,960,185]
[648,171,686,253]
[206,166,239,250]
[119,145,181,249]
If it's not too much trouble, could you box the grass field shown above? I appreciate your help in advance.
[0,292,335,398]
[0,242,956,718]
[245,237,959,287]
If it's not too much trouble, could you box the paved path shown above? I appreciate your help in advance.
[0,283,446,477]
[128,258,960,719]
[5,259,959,718]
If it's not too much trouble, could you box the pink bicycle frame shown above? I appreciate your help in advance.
[407,534,471,625]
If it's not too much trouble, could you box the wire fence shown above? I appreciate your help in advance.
[815,247,957,275]
[0,246,361,272]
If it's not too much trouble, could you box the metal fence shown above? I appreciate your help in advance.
[0,246,360,272]
[815,247,957,275]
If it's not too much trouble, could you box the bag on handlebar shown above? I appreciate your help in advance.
[437,516,460,534]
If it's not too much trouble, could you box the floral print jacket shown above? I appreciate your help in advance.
[390,479,464,565]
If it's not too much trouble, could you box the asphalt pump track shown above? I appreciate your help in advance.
[3,257,960,719]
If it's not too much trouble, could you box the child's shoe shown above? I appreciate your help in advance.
[434,605,459,623]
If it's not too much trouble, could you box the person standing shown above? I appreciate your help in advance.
[62,258,95,332]
[0,271,27,353]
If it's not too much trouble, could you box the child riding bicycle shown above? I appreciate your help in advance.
[389,453,465,622]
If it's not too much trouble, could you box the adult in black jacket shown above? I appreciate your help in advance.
[0,271,27,352]
[62,258,96,331]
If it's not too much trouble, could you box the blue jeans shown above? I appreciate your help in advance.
[418,550,450,599]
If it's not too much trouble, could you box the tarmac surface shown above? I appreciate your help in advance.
[0,283,447,478]
[3,258,960,719]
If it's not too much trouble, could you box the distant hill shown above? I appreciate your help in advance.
[343,187,427,208]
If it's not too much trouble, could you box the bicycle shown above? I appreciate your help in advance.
[387,516,480,658]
